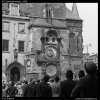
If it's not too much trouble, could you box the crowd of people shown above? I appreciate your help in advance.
[2,62,98,98]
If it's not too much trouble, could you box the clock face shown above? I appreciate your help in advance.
[45,47,57,60]
[46,64,57,76]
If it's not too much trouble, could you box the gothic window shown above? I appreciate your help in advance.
[44,4,53,18]
[10,3,19,16]
[69,33,76,54]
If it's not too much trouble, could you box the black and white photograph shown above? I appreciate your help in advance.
[2,2,98,99]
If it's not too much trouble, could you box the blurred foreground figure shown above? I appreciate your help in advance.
[6,81,18,97]
[2,83,7,97]
[60,70,76,97]
[25,78,36,97]
[71,62,98,98]
[35,75,52,97]
[15,81,23,97]
[22,80,28,97]
[50,76,60,97]
[78,70,85,79]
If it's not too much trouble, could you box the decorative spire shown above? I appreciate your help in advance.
[72,3,79,17]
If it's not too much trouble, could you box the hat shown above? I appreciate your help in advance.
[84,62,97,75]
[65,70,73,79]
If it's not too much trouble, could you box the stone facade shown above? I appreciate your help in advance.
[2,3,83,81]
[27,23,83,80]
[2,16,29,81]
[2,3,30,81]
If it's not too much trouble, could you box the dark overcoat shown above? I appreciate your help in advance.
[6,86,18,97]
[26,82,36,97]
[71,74,98,98]
[60,79,76,97]
[35,82,52,97]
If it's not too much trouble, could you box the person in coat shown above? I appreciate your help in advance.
[50,76,60,97]
[60,70,76,97]
[71,62,98,98]
[25,79,36,97]
[35,75,52,97]
[6,81,18,97]
[21,80,28,97]
[2,83,7,97]
[16,82,23,97]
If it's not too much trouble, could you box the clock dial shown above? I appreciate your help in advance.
[46,64,57,76]
[45,47,57,60]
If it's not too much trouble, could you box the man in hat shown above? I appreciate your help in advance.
[78,70,85,80]
[60,70,76,97]
[71,62,98,98]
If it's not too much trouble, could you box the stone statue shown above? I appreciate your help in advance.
[14,49,18,60]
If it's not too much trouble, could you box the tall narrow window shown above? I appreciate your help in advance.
[18,23,25,33]
[45,4,53,18]
[43,8,46,17]
[2,40,9,51]
[69,33,76,54]
[46,4,49,18]
[10,3,19,16]
[2,21,10,32]
[18,41,24,52]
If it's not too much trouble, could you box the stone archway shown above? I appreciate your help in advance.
[6,61,25,82]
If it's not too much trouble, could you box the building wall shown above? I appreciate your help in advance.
[2,3,83,81]
[27,24,83,79]
[2,17,29,74]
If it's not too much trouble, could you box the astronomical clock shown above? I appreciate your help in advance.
[45,46,57,61]
[37,29,61,77]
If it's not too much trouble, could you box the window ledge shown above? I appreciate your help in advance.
[18,52,25,54]
[2,51,10,53]
[2,30,10,33]
[18,32,26,34]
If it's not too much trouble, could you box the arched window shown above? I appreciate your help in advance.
[69,33,76,54]
[77,33,83,52]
